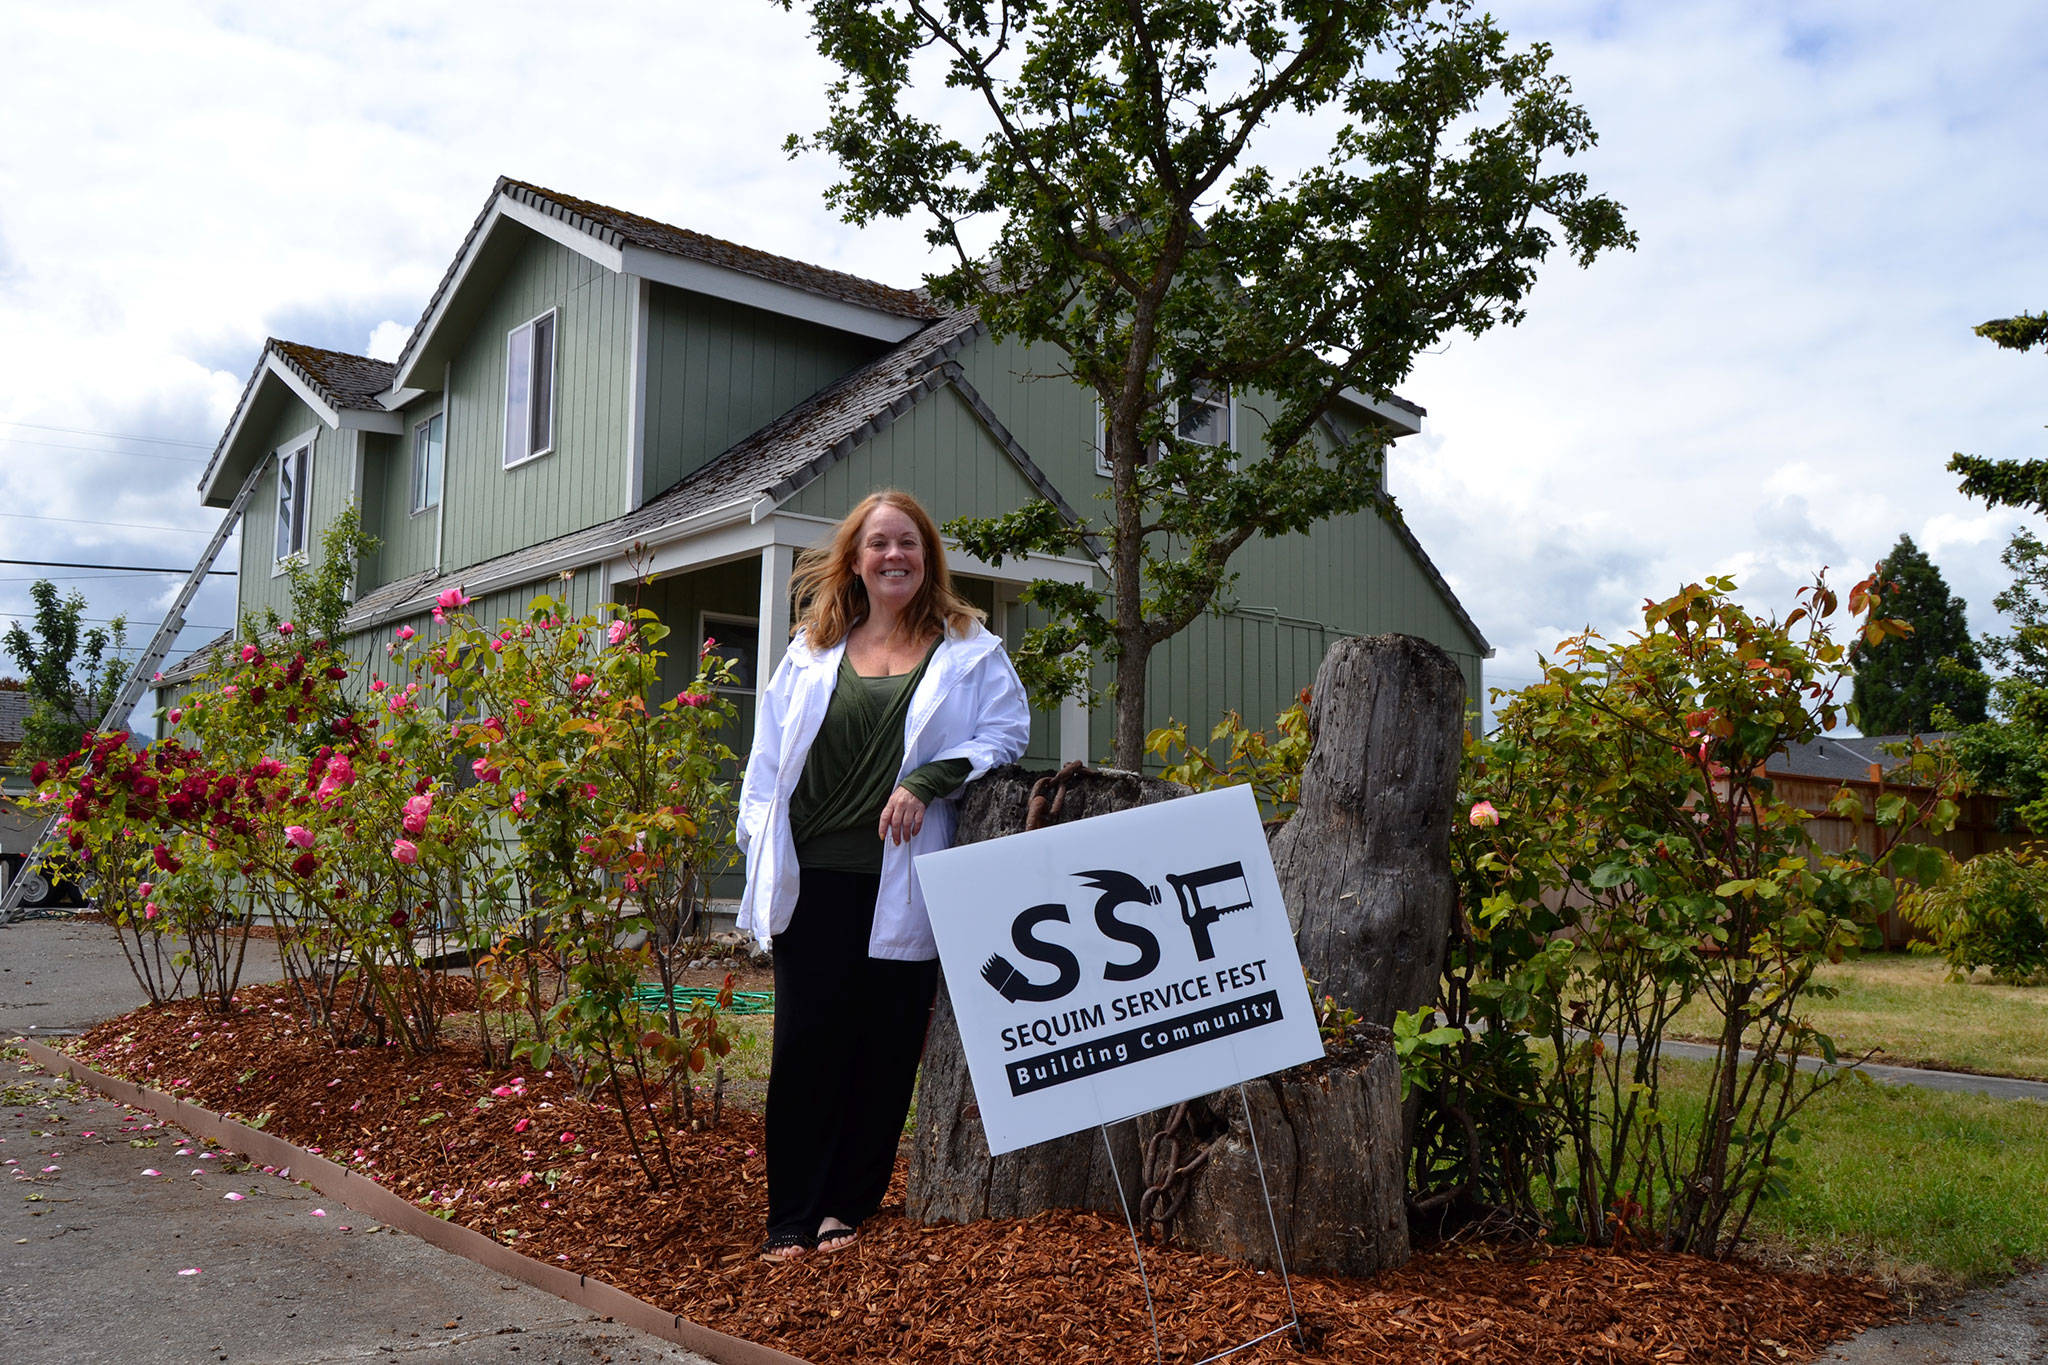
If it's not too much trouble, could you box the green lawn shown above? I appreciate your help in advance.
[1665,951,2048,1081]
[1653,1056,2048,1290]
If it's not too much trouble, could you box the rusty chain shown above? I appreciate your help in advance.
[1024,760,1089,831]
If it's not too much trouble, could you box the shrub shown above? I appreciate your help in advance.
[1905,845,2048,983]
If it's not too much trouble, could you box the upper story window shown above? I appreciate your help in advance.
[274,442,311,565]
[503,309,557,467]
[411,411,445,514]
[1094,380,1235,476]
[1176,380,1232,450]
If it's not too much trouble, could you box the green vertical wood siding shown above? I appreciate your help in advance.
[640,286,880,501]
[438,235,633,573]
[363,399,445,588]
[782,386,1052,523]
[232,397,350,630]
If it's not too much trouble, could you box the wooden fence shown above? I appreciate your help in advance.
[1762,769,2022,949]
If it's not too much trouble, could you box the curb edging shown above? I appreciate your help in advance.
[21,1039,812,1365]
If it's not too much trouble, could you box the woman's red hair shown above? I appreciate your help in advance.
[788,490,986,648]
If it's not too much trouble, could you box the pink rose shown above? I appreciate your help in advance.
[436,587,471,613]
[285,825,314,849]
[394,625,415,641]
[222,685,238,698]
[679,692,709,708]
[1468,801,1501,828]
[278,621,295,635]
[167,708,182,723]
[370,679,387,693]
[511,789,529,817]
[571,673,594,691]
[390,838,419,865]
[607,620,632,646]
[701,636,717,655]
[404,794,433,820]
[470,758,501,784]
[241,644,259,663]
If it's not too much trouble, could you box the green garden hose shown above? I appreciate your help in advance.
[628,982,775,1015]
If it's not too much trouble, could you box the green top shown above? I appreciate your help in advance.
[790,642,972,874]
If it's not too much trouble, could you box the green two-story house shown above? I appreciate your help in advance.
[161,177,1490,764]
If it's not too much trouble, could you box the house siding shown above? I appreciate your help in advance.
[438,235,633,574]
[781,385,1053,524]
[363,398,447,589]
[233,399,351,629]
[640,286,881,502]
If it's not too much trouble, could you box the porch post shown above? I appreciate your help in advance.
[1059,693,1090,765]
[758,542,796,684]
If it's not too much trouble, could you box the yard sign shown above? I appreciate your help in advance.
[915,783,1324,1156]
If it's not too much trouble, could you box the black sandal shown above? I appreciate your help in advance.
[758,1231,812,1262]
[814,1220,859,1254]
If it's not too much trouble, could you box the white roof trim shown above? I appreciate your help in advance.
[1338,386,1423,436]
[619,244,925,344]
[393,190,923,392]
[265,354,342,429]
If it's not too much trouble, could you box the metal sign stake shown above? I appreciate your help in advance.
[1097,1085,1307,1364]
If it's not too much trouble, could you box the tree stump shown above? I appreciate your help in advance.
[1271,633,1466,1025]
[910,635,1461,1274]
[907,764,1184,1226]
[1143,1024,1408,1277]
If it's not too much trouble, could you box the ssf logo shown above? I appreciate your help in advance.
[978,861,1254,1005]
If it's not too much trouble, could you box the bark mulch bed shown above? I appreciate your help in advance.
[67,984,1898,1364]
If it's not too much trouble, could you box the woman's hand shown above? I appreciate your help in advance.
[878,786,927,846]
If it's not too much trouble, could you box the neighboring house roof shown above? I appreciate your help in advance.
[1770,732,1947,783]
[0,690,30,749]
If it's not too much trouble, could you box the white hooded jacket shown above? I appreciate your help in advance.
[735,619,1031,959]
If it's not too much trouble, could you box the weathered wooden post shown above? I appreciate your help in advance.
[907,634,1466,1277]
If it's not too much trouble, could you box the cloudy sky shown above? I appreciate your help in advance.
[1,1,2042,725]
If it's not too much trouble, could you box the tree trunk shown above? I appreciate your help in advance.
[1271,633,1466,1025]
[908,764,1184,1226]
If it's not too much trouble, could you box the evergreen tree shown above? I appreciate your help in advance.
[1850,534,1987,732]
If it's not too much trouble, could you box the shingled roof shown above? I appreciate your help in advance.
[502,179,939,322]
[348,308,988,623]
[270,341,396,411]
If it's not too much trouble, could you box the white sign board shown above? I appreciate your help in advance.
[915,784,1324,1156]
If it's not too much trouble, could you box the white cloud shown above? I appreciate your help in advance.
[0,0,2042,700]
[365,321,410,363]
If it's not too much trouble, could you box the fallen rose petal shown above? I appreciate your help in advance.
[310,1209,327,1217]
[178,1268,201,1276]
[142,1168,161,1177]
[223,1192,245,1201]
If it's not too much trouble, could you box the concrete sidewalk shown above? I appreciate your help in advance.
[0,1055,714,1364]
[0,916,717,1364]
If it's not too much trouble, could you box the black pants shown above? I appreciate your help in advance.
[765,867,939,1242]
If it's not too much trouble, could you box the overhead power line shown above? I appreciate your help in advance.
[0,436,207,465]
[0,557,235,576]
[0,419,212,449]
[0,511,216,534]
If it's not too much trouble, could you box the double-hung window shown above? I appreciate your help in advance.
[1094,379,1235,476]
[411,411,444,514]
[274,442,311,564]
[503,309,557,467]
[1176,380,1232,451]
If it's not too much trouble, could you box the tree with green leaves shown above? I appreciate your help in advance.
[781,0,1634,766]
[1947,309,2048,513]
[2,580,128,763]
[1849,533,1987,733]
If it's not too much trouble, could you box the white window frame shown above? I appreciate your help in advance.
[698,610,761,695]
[1093,379,1237,477]
[502,307,558,469]
[410,409,445,515]
[272,439,313,573]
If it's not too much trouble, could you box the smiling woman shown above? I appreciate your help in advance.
[734,489,1031,1261]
